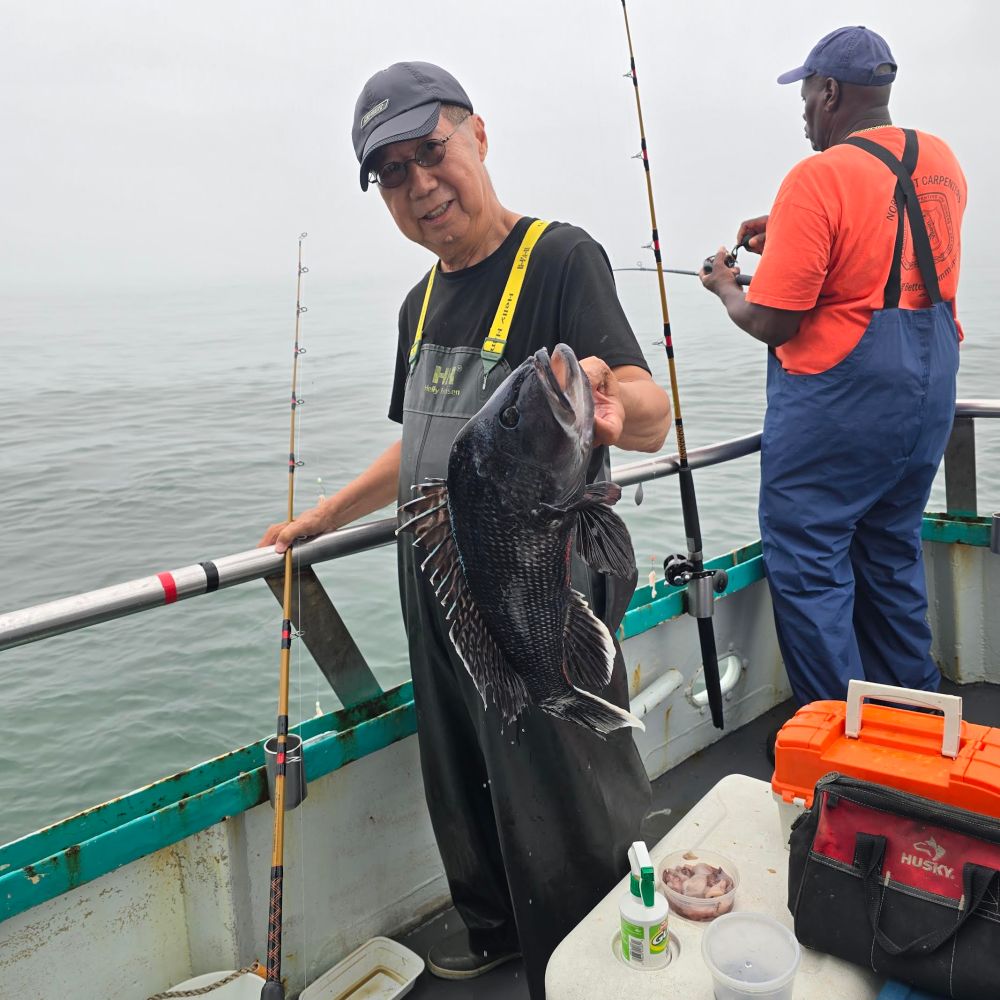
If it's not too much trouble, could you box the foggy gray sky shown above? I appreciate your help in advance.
[0,1,993,291]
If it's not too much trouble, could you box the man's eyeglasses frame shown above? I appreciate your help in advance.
[368,113,471,190]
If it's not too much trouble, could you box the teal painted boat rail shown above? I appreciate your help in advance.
[922,511,993,547]
[0,513,993,925]
[620,541,765,641]
[618,513,992,641]
[0,684,415,923]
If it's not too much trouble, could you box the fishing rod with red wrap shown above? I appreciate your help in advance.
[261,233,309,1000]
[619,1,726,729]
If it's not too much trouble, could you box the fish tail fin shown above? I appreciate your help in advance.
[542,687,645,738]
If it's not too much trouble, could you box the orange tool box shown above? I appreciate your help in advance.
[772,680,1000,817]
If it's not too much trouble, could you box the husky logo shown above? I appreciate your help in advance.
[901,836,954,878]
[913,837,946,863]
[361,98,389,128]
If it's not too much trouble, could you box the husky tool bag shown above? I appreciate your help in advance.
[789,773,1000,1000]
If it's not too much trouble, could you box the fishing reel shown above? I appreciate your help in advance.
[702,250,738,274]
[701,233,754,280]
[663,554,728,619]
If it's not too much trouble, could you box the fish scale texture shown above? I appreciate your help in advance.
[450,475,575,699]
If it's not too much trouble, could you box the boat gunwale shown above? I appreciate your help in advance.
[1,513,992,924]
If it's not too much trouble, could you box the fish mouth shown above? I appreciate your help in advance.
[532,345,589,437]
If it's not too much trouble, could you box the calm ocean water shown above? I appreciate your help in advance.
[0,267,997,843]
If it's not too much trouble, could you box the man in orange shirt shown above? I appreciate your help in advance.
[701,26,965,708]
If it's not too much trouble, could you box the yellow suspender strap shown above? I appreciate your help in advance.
[480,219,550,380]
[407,219,551,375]
[408,264,437,371]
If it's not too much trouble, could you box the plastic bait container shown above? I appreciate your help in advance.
[702,912,800,1000]
[657,848,739,921]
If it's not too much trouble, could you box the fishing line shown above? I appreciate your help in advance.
[619,0,726,729]
[261,232,309,1000]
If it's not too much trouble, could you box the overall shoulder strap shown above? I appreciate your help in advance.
[408,265,438,372]
[480,219,551,382]
[843,130,942,308]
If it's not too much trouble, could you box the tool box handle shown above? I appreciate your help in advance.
[845,680,962,759]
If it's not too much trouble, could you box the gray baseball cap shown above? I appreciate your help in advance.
[352,61,473,191]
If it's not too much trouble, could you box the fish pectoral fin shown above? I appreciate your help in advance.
[449,599,529,724]
[541,687,645,738]
[573,488,636,581]
[578,481,622,506]
[564,590,616,690]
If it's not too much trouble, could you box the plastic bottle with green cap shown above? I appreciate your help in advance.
[619,841,670,969]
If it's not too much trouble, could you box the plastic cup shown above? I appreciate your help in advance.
[702,912,801,1000]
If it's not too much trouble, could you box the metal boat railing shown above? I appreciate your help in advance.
[1,400,997,705]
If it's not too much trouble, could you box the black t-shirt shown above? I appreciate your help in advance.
[388,217,648,422]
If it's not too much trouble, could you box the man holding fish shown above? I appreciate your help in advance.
[260,62,671,998]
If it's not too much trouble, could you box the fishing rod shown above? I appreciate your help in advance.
[619,0,726,730]
[262,233,309,1000]
[615,264,752,286]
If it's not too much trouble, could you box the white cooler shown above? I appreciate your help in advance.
[545,773,883,999]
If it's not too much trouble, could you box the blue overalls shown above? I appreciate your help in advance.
[759,129,960,705]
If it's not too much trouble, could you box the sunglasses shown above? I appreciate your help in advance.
[369,114,471,190]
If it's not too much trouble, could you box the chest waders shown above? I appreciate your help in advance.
[759,129,960,705]
[397,222,650,998]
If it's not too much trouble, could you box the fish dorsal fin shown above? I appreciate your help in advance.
[397,481,529,723]
[449,595,529,724]
[563,589,616,690]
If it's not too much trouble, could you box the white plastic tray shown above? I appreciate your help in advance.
[301,936,424,1000]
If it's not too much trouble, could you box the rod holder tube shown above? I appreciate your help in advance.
[686,574,715,618]
[264,734,307,811]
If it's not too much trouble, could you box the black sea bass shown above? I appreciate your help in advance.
[398,343,644,737]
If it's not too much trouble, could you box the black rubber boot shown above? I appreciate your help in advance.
[765,724,781,767]
[427,928,521,980]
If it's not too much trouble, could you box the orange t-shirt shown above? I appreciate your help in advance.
[746,127,966,374]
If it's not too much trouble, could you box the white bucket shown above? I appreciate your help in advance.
[164,970,266,999]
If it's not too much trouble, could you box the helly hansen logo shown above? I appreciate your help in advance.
[901,837,954,878]
[423,363,463,397]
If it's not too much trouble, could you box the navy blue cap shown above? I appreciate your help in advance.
[352,61,473,191]
[777,26,897,86]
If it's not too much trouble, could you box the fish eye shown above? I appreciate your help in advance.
[500,405,520,428]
